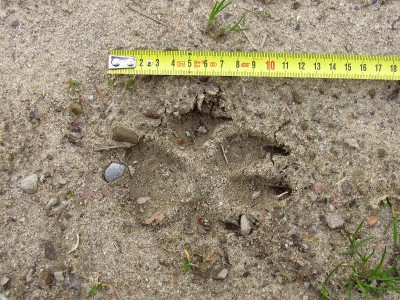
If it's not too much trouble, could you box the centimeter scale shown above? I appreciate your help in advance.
[108,50,400,81]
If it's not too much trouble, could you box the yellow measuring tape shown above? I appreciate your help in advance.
[108,50,400,80]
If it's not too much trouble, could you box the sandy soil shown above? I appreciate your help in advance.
[1,0,400,299]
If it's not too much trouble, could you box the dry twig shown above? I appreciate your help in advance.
[94,145,132,152]
[239,25,257,50]
[220,144,229,165]
[68,233,80,254]
[127,4,169,27]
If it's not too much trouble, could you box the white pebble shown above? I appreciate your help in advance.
[45,198,59,210]
[20,174,38,194]
[104,163,125,183]
[53,271,64,283]
[136,197,151,205]
[240,215,252,236]
[326,214,345,229]
[216,268,228,280]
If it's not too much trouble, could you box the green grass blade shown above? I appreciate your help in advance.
[321,262,344,299]
[227,14,247,32]
[355,237,374,251]
[357,282,372,300]
[370,247,387,277]
[392,207,399,250]
[208,0,232,25]
[352,221,364,242]
[346,279,356,299]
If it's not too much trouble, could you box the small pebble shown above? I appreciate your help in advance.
[11,20,20,28]
[20,174,38,194]
[326,214,345,229]
[367,88,376,98]
[45,198,59,210]
[25,268,34,283]
[42,269,53,287]
[87,95,94,101]
[251,191,261,200]
[69,273,80,291]
[338,179,352,195]
[100,186,112,198]
[112,126,140,144]
[240,215,251,236]
[128,165,135,176]
[313,181,324,193]
[136,196,151,205]
[218,234,227,244]
[44,240,57,260]
[291,234,302,246]
[0,293,9,300]
[53,271,64,283]
[309,192,318,202]
[298,244,308,253]
[377,148,386,158]
[344,138,359,149]
[196,126,208,134]
[215,268,228,280]
[0,276,9,286]
[292,90,302,104]
[104,163,125,183]
[243,270,250,277]
[69,101,83,115]
[205,85,219,96]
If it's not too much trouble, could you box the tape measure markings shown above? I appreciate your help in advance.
[109,50,399,80]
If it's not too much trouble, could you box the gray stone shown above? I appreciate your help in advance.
[45,198,59,210]
[136,197,151,205]
[338,179,352,195]
[20,174,38,194]
[69,273,80,291]
[112,126,140,144]
[309,192,318,202]
[205,85,219,96]
[104,163,125,183]
[196,126,208,134]
[0,276,9,286]
[53,271,64,283]
[11,20,20,28]
[240,215,251,236]
[0,293,9,300]
[25,268,34,283]
[326,214,345,229]
[344,138,359,149]
[215,268,228,280]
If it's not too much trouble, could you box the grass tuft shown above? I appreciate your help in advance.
[208,0,232,26]
[322,216,400,299]
[220,14,247,34]
[207,0,247,35]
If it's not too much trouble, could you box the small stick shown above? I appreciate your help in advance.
[112,285,122,300]
[127,4,169,27]
[78,90,90,108]
[68,233,80,254]
[283,101,292,114]
[277,191,289,199]
[239,25,257,50]
[237,4,259,15]
[94,145,132,152]
[260,33,267,49]
[95,85,108,107]
[221,144,229,165]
